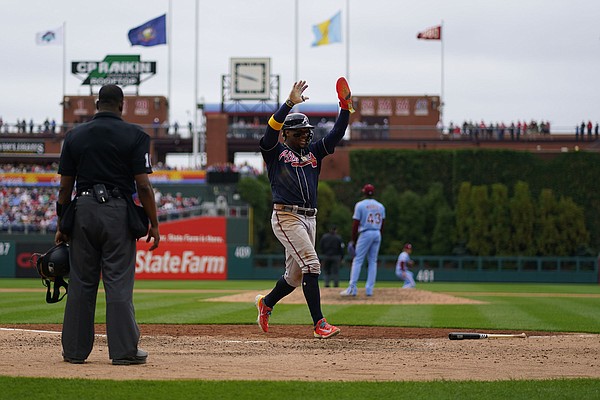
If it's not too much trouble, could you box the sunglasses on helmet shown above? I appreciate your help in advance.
[292,129,312,138]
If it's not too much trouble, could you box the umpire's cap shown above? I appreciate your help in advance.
[362,184,375,196]
[283,113,314,130]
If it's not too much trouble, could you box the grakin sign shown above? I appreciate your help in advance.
[71,54,156,87]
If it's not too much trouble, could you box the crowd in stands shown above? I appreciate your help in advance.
[0,163,59,173]
[0,187,58,233]
[207,162,260,177]
[445,120,552,141]
[575,121,599,141]
[0,158,262,232]
[0,117,59,135]
[152,190,201,212]
[1,161,260,175]
[0,186,203,233]
[0,116,197,138]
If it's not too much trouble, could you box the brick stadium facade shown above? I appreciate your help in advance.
[1,94,597,180]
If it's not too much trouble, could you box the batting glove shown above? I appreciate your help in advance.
[336,77,355,113]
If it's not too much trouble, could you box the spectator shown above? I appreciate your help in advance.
[153,118,160,137]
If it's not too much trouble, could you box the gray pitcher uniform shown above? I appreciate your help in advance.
[58,111,151,361]
[260,105,349,288]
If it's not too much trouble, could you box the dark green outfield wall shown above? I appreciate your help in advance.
[3,234,597,283]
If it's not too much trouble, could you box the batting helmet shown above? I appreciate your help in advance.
[362,184,375,196]
[283,113,314,130]
[31,243,70,303]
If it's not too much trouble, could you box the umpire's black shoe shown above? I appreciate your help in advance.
[63,356,85,364]
[62,351,85,364]
[112,349,148,366]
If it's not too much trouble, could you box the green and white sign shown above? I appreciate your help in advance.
[71,55,157,87]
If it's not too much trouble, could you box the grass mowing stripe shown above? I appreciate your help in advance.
[1,376,599,400]
[423,282,600,294]
[512,296,600,333]
[0,282,598,333]
[2,279,599,294]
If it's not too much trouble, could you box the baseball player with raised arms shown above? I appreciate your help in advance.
[396,243,416,288]
[340,184,385,297]
[255,78,353,338]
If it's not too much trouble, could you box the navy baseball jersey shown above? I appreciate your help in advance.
[260,104,349,208]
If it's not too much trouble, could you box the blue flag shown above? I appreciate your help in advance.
[128,14,167,47]
[312,11,342,47]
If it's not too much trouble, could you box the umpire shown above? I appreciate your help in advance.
[55,84,160,365]
[319,225,344,287]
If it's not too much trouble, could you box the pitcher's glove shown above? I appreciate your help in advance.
[336,77,355,113]
[347,241,356,258]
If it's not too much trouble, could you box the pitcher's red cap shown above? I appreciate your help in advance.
[362,184,375,196]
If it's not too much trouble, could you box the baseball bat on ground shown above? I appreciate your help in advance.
[448,332,527,340]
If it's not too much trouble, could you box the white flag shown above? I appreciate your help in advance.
[36,26,64,45]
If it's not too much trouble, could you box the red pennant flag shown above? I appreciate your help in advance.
[417,25,442,40]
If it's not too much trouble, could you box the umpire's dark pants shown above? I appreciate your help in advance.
[62,195,140,361]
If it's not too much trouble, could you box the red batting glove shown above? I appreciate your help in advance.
[336,77,355,113]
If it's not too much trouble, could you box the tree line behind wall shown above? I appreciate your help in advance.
[239,149,599,256]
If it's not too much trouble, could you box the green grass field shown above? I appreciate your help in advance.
[1,279,599,399]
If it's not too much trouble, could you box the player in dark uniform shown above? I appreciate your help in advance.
[55,84,160,365]
[255,78,352,338]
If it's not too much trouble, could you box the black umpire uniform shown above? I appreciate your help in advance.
[319,226,344,287]
[55,84,160,365]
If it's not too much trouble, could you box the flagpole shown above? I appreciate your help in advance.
[192,0,199,168]
[345,0,350,81]
[168,1,173,122]
[440,19,445,127]
[294,0,299,82]
[62,21,66,104]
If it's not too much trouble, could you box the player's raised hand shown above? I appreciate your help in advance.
[288,80,309,105]
[336,77,355,113]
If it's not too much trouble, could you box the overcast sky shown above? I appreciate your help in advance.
[1,0,599,132]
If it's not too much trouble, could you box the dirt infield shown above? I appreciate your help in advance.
[0,288,598,381]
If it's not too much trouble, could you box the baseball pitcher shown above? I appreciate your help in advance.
[340,184,386,297]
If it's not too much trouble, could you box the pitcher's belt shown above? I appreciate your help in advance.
[273,204,318,217]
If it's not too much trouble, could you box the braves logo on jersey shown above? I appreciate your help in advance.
[279,149,318,168]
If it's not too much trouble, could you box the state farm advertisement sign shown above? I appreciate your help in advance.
[135,216,227,280]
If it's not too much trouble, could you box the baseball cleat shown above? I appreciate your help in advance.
[255,294,272,333]
[313,318,340,339]
[339,287,357,297]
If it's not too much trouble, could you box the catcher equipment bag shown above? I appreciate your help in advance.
[30,242,70,303]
